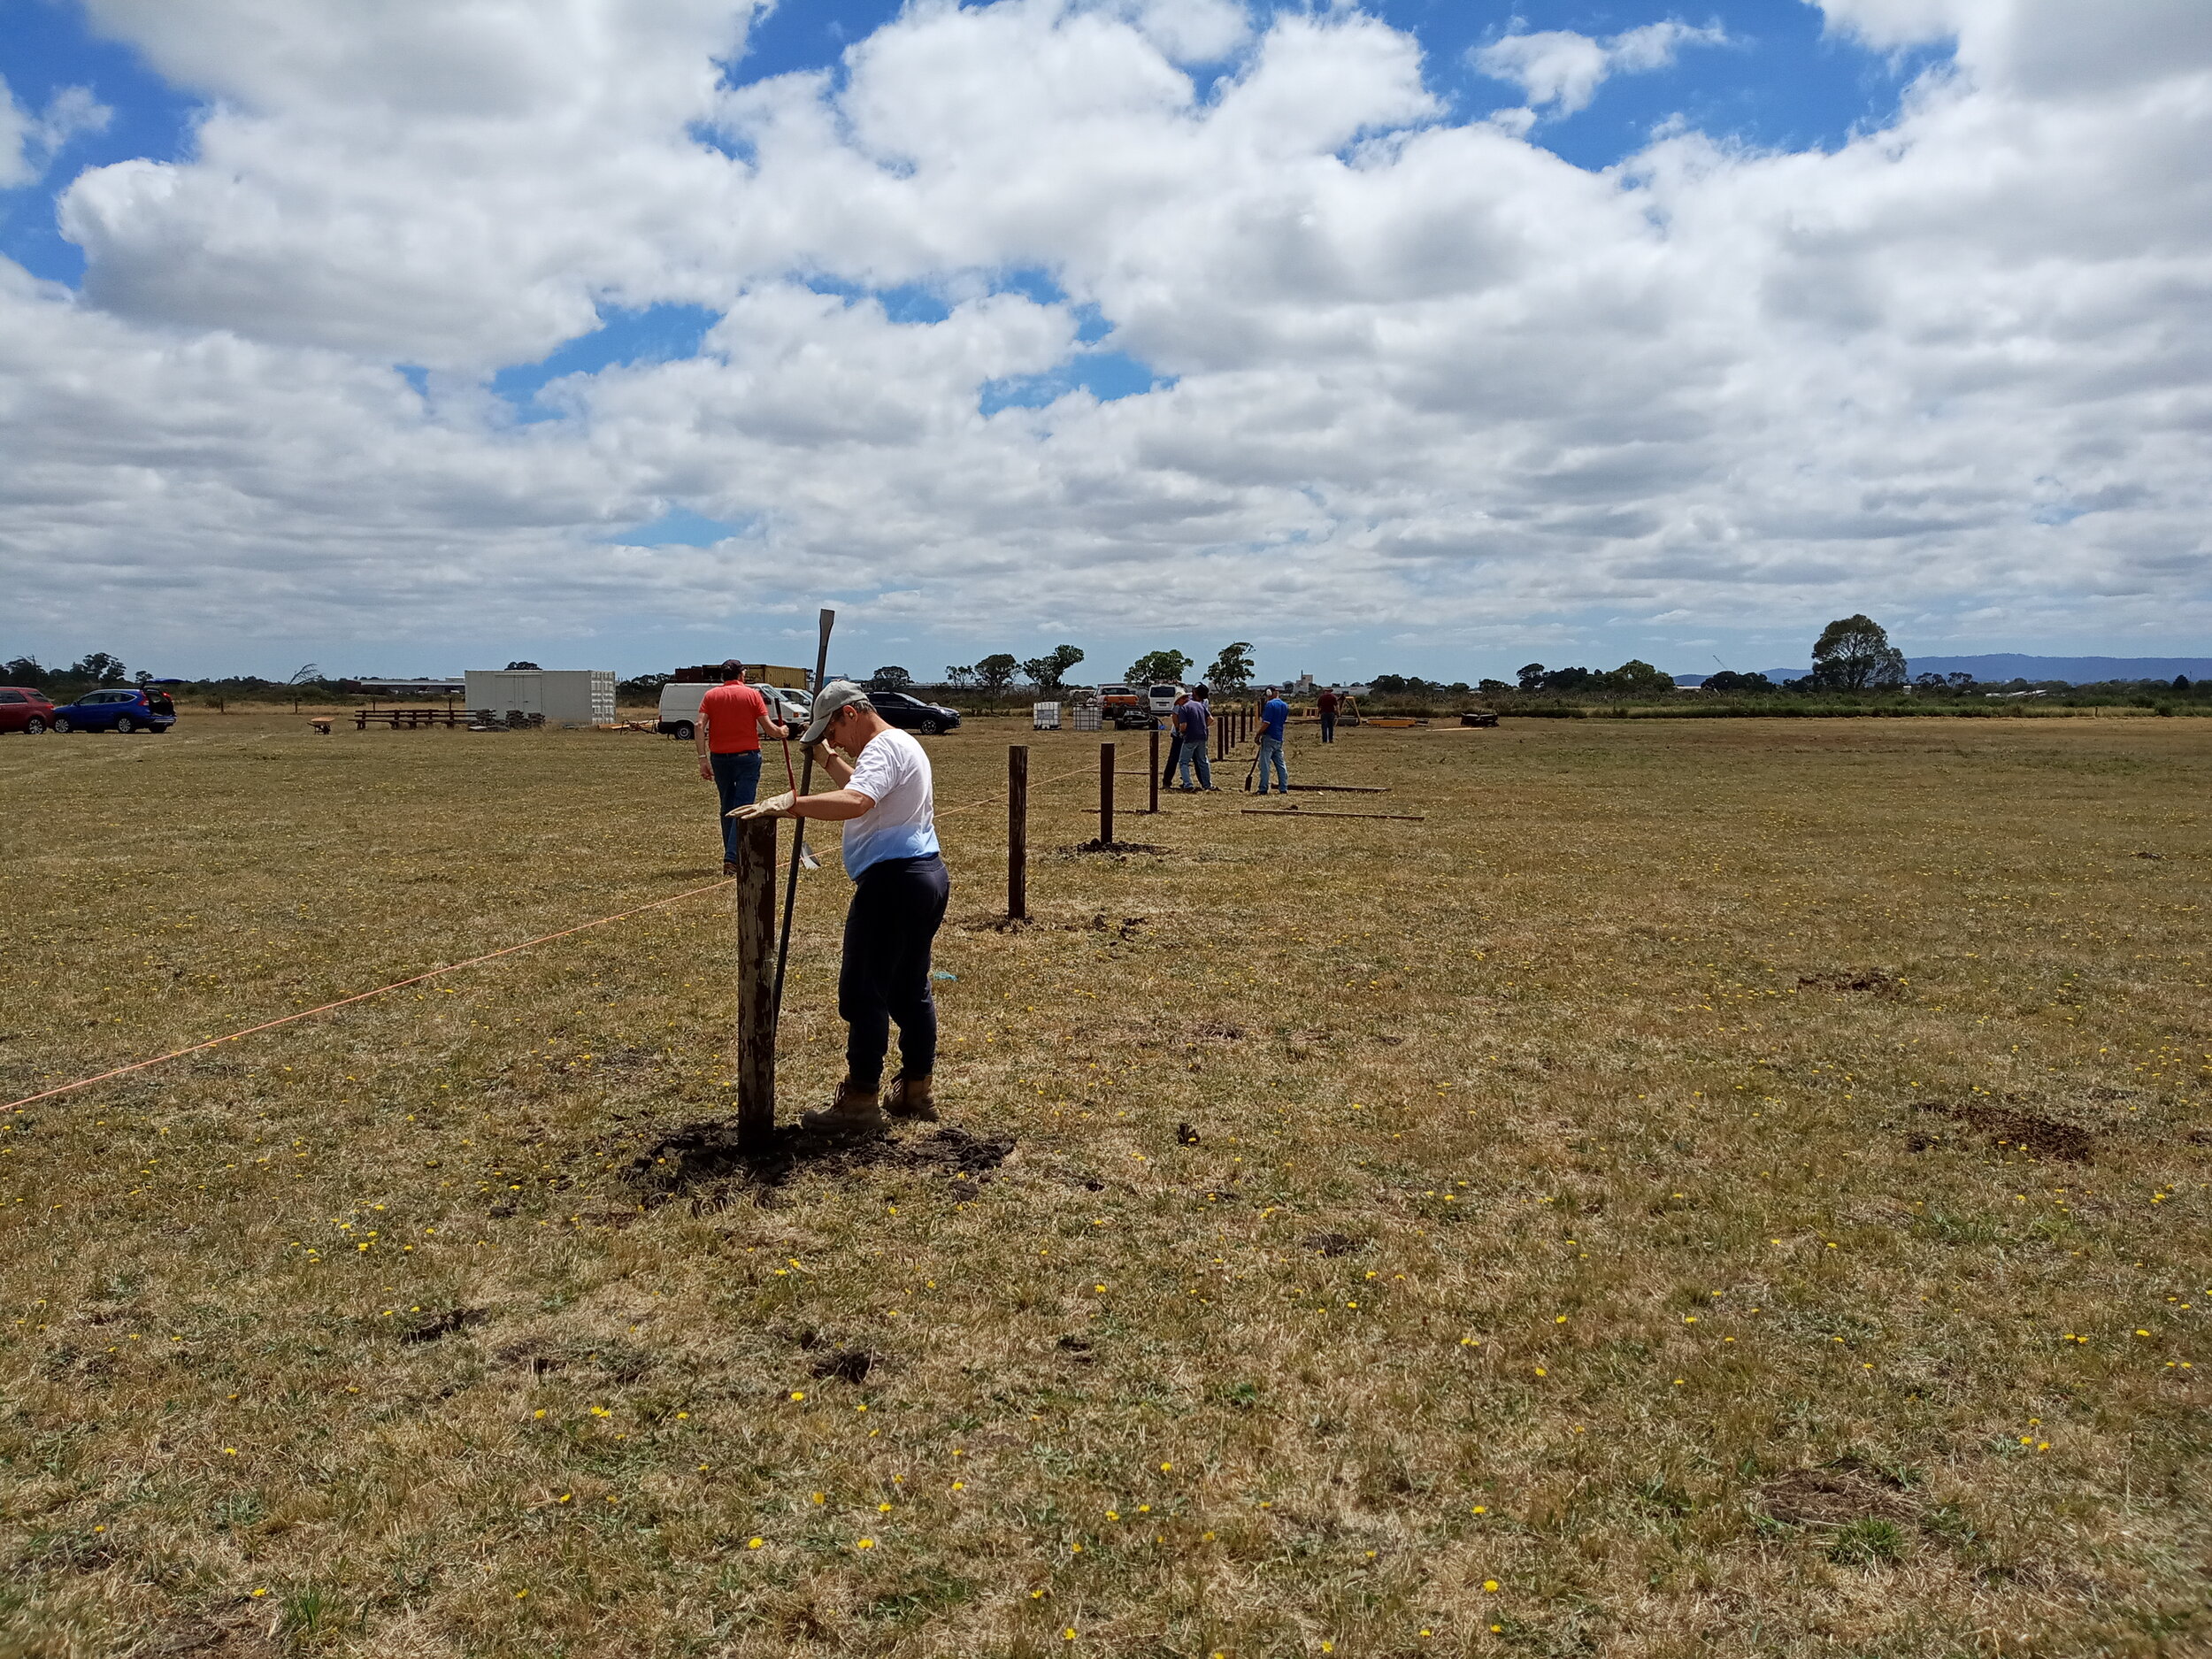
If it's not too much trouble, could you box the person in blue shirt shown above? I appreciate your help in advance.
[1255,687,1291,795]
[1173,685,1214,790]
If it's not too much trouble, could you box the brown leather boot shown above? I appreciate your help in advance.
[801,1078,887,1135]
[884,1072,938,1122]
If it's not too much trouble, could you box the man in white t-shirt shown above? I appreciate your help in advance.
[735,680,949,1133]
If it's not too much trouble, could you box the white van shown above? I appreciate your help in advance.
[1146,682,1187,717]
[657,682,811,741]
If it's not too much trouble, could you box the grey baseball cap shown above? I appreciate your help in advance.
[802,679,873,746]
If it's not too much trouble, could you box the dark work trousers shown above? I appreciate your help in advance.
[1319,712,1337,743]
[1161,730,1183,786]
[710,750,764,864]
[839,852,951,1090]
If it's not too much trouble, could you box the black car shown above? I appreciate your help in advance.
[866,690,962,735]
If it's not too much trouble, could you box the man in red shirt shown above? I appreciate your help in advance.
[1317,686,1340,744]
[696,660,789,873]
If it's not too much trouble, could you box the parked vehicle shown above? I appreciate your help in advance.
[866,689,962,735]
[0,687,56,734]
[49,687,177,734]
[657,682,811,741]
[1095,684,1152,729]
[1146,682,1186,717]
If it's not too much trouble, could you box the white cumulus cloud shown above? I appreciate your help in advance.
[1,0,2208,676]
[0,76,113,188]
[1472,19,1728,117]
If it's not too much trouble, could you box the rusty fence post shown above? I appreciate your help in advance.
[734,815,778,1150]
[1148,725,1160,813]
[1100,740,1115,846]
[1009,743,1028,921]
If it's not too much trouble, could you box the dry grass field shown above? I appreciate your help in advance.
[1,710,2208,1659]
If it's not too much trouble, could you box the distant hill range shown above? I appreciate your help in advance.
[1675,654,2211,687]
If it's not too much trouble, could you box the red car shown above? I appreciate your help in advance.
[0,687,56,734]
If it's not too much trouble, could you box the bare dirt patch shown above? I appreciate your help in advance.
[1924,1100,2095,1162]
[1756,1466,1915,1527]
[1798,970,1903,995]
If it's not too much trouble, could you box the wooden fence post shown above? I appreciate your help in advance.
[734,815,778,1150]
[1008,744,1028,921]
[1100,741,1115,845]
[1148,725,1160,812]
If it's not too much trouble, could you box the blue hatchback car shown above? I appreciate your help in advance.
[50,687,178,734]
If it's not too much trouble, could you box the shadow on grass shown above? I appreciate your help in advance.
[623,1118,1014,1210]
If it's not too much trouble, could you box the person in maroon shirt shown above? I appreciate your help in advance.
[1317,686,1340,743]
[696,660,788,872]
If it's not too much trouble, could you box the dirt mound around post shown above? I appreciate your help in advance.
[624,1120,1015,1206]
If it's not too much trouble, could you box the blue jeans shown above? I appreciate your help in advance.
[1319,712,1336,743]
[1255,733,1288,793]
[1178,730,1212,788]
[711,750,763,863]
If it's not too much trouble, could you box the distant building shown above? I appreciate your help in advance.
[464,668,617,726]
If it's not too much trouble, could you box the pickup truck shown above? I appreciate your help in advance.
[1094,684,1155,729]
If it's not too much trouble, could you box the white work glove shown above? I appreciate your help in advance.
[730,790,796,820]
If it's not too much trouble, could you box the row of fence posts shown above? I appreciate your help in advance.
[729,706,1256,1148]
[1017,701,1256,906]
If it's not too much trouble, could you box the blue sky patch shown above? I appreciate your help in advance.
[488,302,720,419]
[611,506,757,548]
[0,0,201,285]
[981,350,1175,417]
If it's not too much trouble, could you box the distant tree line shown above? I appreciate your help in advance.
[933,641,1259,697]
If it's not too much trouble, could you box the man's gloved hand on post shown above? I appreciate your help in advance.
[730,790,796,820]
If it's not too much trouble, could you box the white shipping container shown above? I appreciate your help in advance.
[465,669,617,726]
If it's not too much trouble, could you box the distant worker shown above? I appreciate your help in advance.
[1255,686,1291,795]
[697,660,788,874]
[1317,684,1340,743]
[734,680,948,1133]
[1175,683,1214,790]
[1161,690,1187,788]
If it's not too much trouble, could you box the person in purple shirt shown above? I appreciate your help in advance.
[1174,685,1214,790]
[1255,688,1290,794]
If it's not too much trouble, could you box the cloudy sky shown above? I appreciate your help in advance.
[2,0,2206,684]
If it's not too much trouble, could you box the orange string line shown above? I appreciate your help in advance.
[3,749,1113,1111]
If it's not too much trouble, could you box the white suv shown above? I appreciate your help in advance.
[1147,682,1186,717]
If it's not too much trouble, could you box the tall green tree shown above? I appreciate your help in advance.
[70,651,128,686]
[1125,648,1193,686]
[1809,615,1907,690]
[973,653,1019,693]
[870,665,914,690]
[1019,644,1086,690]
[1204,641,1255,691]
[1597,659,1677,698]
